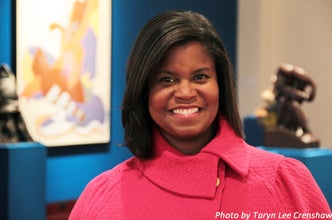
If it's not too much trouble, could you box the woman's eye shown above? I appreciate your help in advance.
[193,74,209,81]
[159,77,176,84]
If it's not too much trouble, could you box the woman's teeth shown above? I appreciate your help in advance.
[172,107,199,115]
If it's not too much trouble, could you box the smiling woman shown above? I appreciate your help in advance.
[69,10,331,219]
[122,11,243,159]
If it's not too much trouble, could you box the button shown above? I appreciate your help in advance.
[216,177,220,187]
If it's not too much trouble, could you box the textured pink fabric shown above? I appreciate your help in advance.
[69,120,331,219]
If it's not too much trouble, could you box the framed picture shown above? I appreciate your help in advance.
[16,0,111,146]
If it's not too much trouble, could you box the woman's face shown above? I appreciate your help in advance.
[148,42,219,154]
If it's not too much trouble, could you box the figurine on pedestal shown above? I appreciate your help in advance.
[255,64,320,148]
[0,64,33,143]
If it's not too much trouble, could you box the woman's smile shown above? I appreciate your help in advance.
[171,106,199,116]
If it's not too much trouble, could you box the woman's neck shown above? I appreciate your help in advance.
[159,127,216,155]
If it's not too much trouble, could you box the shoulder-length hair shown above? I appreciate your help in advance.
[122,10,243,158]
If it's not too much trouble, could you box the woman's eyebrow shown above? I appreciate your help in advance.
[193,67,211,73]
[156,70,175,76]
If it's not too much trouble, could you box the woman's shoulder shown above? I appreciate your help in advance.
[246,145,313,170]
[245,145,310,180]
[246,145,286,167]
[88,157,138,190]
[76,157,139,203]
[69,157,138,219]
[245,145,330,211]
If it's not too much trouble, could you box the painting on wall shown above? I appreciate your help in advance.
[16,0,111,146]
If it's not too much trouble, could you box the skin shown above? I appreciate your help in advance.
[148,42,219,155]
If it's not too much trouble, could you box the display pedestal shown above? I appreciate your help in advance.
[0,143,46,220]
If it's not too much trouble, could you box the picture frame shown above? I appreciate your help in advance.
[16,0,111,147]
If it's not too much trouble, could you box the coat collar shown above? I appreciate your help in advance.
[201,119,249,177]
[136,119,249,198]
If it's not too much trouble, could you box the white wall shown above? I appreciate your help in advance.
[238,0,332,148]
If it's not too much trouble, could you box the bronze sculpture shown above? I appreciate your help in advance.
[256,64,320,148]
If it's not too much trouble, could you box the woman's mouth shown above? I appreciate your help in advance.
[172,107,199,116]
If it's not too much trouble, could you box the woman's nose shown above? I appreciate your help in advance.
[174,80,197,100]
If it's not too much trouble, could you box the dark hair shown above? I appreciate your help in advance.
[122,10,243,158]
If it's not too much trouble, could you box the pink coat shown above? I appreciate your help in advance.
[70,120,331,219]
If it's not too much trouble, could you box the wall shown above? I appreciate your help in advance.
[238,0,332,148]
[0,1,12,65]
[0,0,237,203]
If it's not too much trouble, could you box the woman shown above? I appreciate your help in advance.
[70,10,331,219]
